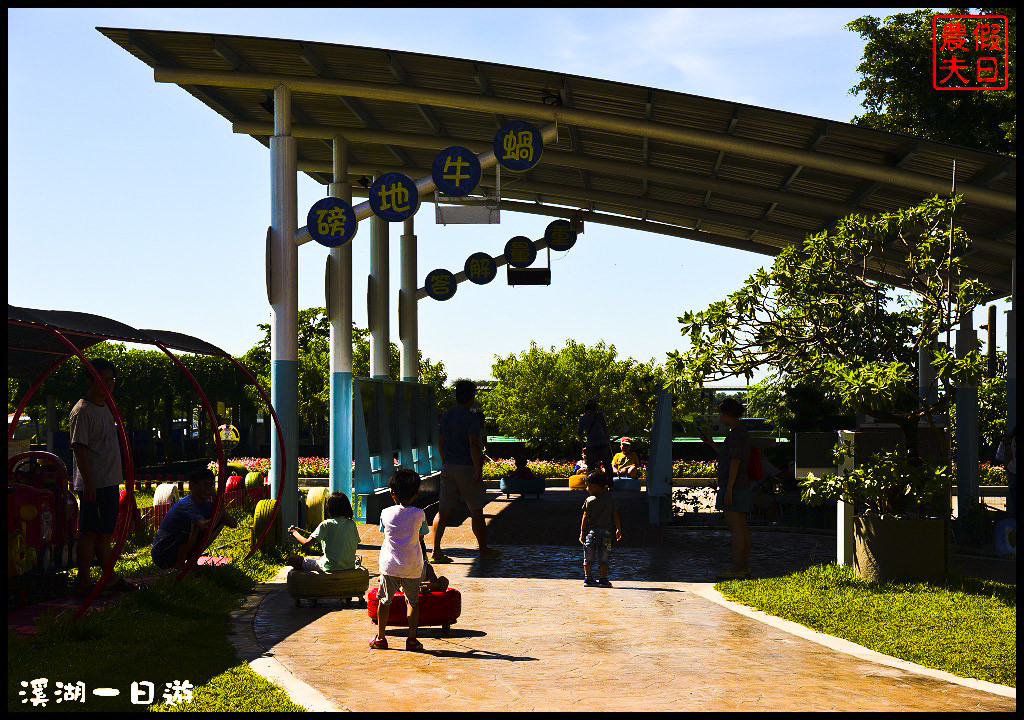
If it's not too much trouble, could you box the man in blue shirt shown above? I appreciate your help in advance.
[152,468,237,570]
[430,380,501,563]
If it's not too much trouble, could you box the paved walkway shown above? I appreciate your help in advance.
[233,489,1015,712]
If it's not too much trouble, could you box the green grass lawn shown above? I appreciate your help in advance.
[7,505,308,713]
[715,563,1016,688]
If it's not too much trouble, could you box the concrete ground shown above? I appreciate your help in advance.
[231,488,1015,712]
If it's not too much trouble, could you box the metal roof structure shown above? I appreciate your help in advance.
[98,27,1015,296]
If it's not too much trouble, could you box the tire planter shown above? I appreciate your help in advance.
[245,472,267,503]
[853,515,945,584]
[568,474,588,491]
[306,487,331,529]
[225,475,244,494]
[367,586,461,635]
[500,475,545,498]
[251,498,280,548]
[153,482,180,507]
[288,565,370,607]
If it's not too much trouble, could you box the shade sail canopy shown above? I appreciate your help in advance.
[97,27,1015,296]
[8,305,232,382]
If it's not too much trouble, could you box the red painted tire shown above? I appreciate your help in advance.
[367,586,461,628]
[225,476,244,494]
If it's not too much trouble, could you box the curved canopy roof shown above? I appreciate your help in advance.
[97,28,1015,296]
[8,305,231,382]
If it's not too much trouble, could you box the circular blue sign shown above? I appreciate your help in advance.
[464,252,497,285]
[307,197,357,247]
[432,146,482,196]
[494,121,543,172]
[425,268,457,301]
[545,219,577,252]
[504,236,537,268]
[369,172,419,222]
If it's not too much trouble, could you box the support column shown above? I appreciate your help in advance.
[1008,258,1017,432]
[369,214,390,379]
[400,216,418,383]
[955,310,979,513]
[269,83,298,536]
[328,135,353,497]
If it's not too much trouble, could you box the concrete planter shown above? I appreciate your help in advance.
[853,515,945,584]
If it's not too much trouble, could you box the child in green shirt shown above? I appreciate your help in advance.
[287,492,360,572]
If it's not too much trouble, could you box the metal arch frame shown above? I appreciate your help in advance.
[7,321,137,618]
[7,316,291,612]
[147,341,229,581]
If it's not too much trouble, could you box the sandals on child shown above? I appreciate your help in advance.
[369,635,388,650]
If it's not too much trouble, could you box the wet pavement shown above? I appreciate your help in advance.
[236,488,1015,712]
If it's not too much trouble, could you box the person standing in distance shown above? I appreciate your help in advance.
[431,380,501,563]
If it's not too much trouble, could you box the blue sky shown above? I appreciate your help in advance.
[7,8,1010,385]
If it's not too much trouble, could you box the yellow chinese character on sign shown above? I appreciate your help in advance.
[443,155,470,187]
[378,182,411,213]
[550,226,570,244]
[316,207,347,236]
[468,257,490,280]
[430,274,451,296]
[507,242,530,264]
[502,131,534,163]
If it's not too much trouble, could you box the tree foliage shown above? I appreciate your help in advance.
[847,8,1016,155]
[669,195,989,458]
[242,308,448,445]
[483,340,666,457]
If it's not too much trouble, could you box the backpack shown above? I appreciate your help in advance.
[748,447,765,484]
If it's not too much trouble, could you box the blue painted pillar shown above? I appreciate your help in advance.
[328,135,353,499]
[269,83,298,535]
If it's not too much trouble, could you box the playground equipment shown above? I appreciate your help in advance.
[8,452,80,602]
[367,586,462,636]
[7,305,286,617]
[287,563,370,608]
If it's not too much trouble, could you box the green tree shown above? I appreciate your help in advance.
[745,372,853,436]
[244,308,448,446]
[669,195,990,460]
[847,8,1016,155]
[483,340,666,457]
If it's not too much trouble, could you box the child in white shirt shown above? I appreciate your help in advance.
[371,468,429,651]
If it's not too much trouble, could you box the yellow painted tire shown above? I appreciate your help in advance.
[306,487,330,530]
[287,566,369,599]
[251,498,280,549]
[568,474,588,491]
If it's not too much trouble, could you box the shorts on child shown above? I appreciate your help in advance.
[583,528,614,566]
[715,483,753,513]
[79,485,119,535]
[378,574,420,608]
[300,556,327,572]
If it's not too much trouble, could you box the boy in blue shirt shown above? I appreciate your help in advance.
[151,468,238,570]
